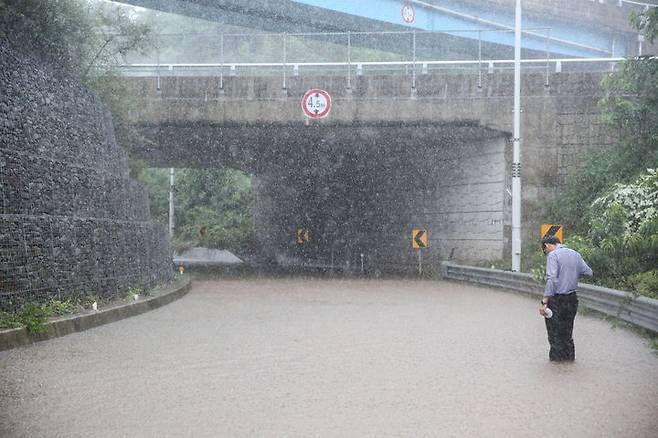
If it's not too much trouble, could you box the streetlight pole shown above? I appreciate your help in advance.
[512,0,522,271]
[169,168,175,238]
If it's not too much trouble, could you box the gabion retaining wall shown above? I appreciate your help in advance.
[0,40,172,311]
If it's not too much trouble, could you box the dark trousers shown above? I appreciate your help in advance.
[545,293,579,361]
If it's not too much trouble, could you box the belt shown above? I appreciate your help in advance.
[555,290,577,296]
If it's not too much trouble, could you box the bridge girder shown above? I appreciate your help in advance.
[116,0,643,59]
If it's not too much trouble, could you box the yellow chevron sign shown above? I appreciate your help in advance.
[297,229,310,244]
[541,224,563,242]
[412,229,428,249]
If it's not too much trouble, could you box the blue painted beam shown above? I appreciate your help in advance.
[291,0,620,57]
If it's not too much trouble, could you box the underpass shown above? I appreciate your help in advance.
[126,65,614,270]
[1,279,656,437]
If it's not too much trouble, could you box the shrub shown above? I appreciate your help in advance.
[47,299,76,316]
[628,271,658,299]
[18,303,51,334]
[0,311,23,330]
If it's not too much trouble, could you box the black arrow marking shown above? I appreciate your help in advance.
[297,229,309,244]
[414,230,426,248]
[543,225,561,239]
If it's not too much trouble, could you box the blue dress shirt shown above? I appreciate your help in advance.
[544,245,593,297]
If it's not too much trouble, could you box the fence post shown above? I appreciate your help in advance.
[156,37,161,91]
[220,33,224,90]
[283,32,287,89]
[545,29,551,87]
[478,30,482,88]
[412,30,417,90]
[347,31,352,90]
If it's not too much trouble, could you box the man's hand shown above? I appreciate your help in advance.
[539,302,548,316]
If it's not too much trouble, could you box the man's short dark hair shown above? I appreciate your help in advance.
[541,235,562,246]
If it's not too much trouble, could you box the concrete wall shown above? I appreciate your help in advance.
[0,41,173,310]
[427,135,509,262]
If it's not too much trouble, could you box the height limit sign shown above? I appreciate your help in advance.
[302,89,332,120]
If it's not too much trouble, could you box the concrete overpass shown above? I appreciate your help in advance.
[125,61,616,271]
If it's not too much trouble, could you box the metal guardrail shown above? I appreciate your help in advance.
[440,261,658,334]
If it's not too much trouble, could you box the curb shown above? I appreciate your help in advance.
[0,277,192,352]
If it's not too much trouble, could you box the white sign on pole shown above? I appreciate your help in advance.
[301,89,332,119]
[401,4,416,24]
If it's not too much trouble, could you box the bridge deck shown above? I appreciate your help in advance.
[1,279,657,437]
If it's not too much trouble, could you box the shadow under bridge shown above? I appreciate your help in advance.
[134,119,511,273]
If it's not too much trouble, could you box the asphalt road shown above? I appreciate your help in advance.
[1,278,657,437]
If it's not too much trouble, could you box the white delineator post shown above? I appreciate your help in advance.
[512,0,522,272]
[169,168,175,238]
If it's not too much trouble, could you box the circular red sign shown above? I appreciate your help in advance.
[301,89,332,119]
[401,4,416,24]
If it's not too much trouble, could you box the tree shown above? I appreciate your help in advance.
[173,168,255,254]
[540,8,658,297]
[549,7,658,233]
[631,6,658,44]
[138,168,256,255]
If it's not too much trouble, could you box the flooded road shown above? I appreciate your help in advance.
[1,278,657,437]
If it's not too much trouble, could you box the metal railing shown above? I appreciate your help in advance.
[440,262,658,334]
[618,0,658,8]
[115,28,632,87]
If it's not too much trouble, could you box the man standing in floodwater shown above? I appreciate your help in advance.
[539,236,593,362]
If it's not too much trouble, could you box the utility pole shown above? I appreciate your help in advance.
[169,168,175,238]
[512,0,522,271]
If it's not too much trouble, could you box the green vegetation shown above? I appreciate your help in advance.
[17,303,51,334]
[126,286,146,299]
[138,168,256,256]
[539,10,658,298]
[47,299,77,316]
[0,311,23,330]
[0,291,155,332]
[0,300,74,333]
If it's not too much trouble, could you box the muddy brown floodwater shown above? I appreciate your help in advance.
[1,279,657,437]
